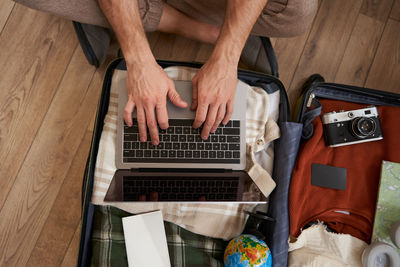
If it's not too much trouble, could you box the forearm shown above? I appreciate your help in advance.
[212,0,268,64]
[98,0,154,65]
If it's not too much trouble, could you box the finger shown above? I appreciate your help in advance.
[211,105,226,133]
[156,98,169,130]
[201,104,219,140]
[144,105,160,145]
[190,78,198,111]
[222,100,234,125]
[193,102,208,129]
[123,99,135,126]
[136,106,147,142]
[168,80,188,108]
[139,194,146,201]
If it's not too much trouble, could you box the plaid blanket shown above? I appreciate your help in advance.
[91,205,228,267]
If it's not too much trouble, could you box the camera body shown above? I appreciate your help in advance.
[322,106,383,147]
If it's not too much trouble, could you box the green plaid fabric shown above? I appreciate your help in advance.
[91,205,228,267]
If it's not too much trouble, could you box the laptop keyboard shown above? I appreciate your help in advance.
[123,176,239,201]
[123,119,241,164]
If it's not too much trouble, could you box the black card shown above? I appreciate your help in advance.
[311,163,347,190]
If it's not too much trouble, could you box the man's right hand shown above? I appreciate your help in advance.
[124,61,188,145]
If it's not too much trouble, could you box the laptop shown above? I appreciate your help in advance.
[104,80,267,203]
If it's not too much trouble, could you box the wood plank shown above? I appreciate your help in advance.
[194,43,214,63]
[273,26,314,89]
[360,0,393,22]
[287,0,363,106]
[391,0,400,20]
[0,0,14,33]
[0,5,77,208]
[334,14,385,86]
[0,46,98,266]
[365,19,400,93]
[151,32,176,60]
[26,127,95,266]
[60,223,81,267]
[169,36,201,62]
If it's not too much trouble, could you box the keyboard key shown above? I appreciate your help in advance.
[159,128,166,134]
[181,143,188,150]
[221,143,228,150]
[183,127,191,134]
[132,142,139,149]
[191,128,199,134]
[233,151,240,158]
[169,150,176,157]
[124,142,131,149]
[161,151,168,157]
[187,135,195,142]
[185,151,193,158]
[201,151,208,158]
[215,128,222,135]
[171,135,178,142]
[179,135,186,142]
[205,143,212,150]
[219,136,226,142]
[229,144,240,150]
[144,150,152,157]
[175,127,183,134]
[193,151,200,158]
[167,127,174,134]
[209,151,216,158]
[136,150,143,157]
[225,121,232,127]
[211,136,218,142]
[165,142,172,149]
[173,143,180,150]
[124,134,138,141]
[212,143,220,150]
[124,126,139,133]
[157,143,164,150]
[177,151,184,158]
[223,128,240,135]
[152,150,160,157]
[217,151,224,158]
[225,151,232,158]
[227,136,240,143]
[189,143,196,150]
[197,143,204,150]
[140,142,147,149]
[162,135,170,142]
[148,143,156,149]
[123,150,135,157]
[233,120,240,127]
[195,135,202,142]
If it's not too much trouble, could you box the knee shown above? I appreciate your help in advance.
[257,0,318,37]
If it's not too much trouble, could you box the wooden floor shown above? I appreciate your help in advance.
[0,0,399,266]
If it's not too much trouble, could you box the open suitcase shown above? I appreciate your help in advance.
[76,37,400,266]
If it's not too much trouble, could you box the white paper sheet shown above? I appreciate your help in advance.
[122,210,171,267]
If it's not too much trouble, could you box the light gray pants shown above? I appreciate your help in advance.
[14,0,317,37]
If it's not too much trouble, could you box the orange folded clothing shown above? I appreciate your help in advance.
[289,99,400,242]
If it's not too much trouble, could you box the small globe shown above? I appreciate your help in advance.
[224,234,272,267]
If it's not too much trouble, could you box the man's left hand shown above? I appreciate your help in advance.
[191,57,238,140]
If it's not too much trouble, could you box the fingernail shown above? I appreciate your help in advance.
[202,135,207,140]
[153,140,159,146]
[140,137,145,142]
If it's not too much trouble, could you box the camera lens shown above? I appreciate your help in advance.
[351,117,376,138]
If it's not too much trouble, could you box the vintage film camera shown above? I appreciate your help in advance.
[322,106,383,147]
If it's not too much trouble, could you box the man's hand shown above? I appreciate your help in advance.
[191,56,237,140]
[124,61,187,145]
[191,0,268,139]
